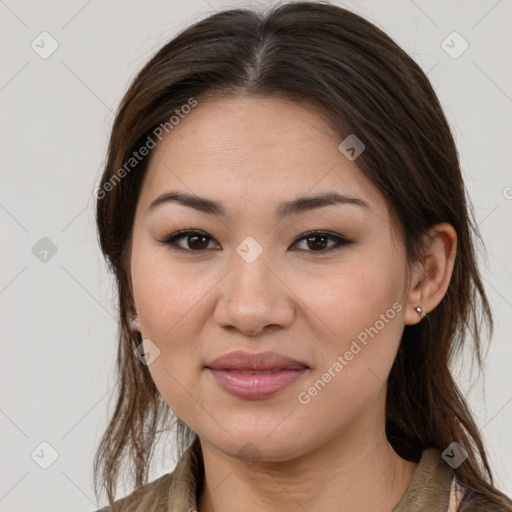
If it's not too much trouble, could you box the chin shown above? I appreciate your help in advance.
[202,426,311,463]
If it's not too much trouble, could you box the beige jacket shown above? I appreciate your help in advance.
[94,437,464,511]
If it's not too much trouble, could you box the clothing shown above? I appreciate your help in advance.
[93,437,464,511]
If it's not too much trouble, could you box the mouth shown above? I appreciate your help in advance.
[205,351,310,399]
[218,369,291,374]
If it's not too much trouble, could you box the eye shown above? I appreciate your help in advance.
[292,230,353,252]
[158,229,220,252]
[157,229,353,253]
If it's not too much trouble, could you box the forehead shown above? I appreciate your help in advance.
[138,95,387,217]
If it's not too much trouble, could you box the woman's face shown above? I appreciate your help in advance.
[130,95,413,461]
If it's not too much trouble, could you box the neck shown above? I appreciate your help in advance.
[197,409,418,512]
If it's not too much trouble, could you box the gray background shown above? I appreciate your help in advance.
[1,0,511,510]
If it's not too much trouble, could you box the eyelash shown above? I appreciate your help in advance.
[157,229,353,254]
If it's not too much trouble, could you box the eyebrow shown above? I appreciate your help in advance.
[147,190,369,218]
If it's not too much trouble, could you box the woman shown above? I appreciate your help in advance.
[92,2,512,510]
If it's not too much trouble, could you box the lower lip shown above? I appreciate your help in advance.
[206,368,308,399]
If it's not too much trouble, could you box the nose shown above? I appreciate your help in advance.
[213,249,296,337]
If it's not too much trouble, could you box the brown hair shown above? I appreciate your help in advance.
[93,1,512,509]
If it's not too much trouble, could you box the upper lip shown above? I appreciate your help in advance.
[206,350,309,371]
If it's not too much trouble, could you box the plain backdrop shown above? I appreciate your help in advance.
[1,0,511,510]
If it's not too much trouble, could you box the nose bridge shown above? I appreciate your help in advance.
[233,240,272,294]
[213,238,295,334]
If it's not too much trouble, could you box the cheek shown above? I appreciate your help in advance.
[302,255,405,344]
[297,252,406,398]
[129,246,211,392]
[130,240,214,339]
[130,253,208,415]
[295,287,404,439]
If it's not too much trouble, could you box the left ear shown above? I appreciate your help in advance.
[404,222,457,326]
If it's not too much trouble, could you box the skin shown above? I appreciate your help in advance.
[129,95,457,512]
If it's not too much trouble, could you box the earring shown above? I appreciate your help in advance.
[130,310,140,331]
[415,306,426,318]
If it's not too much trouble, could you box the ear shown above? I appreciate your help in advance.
[404,222,457,325]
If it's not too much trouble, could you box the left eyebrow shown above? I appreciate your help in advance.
[146,190,370,217]
[277,191,369,217]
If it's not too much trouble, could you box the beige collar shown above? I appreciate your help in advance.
[169,440,459,512]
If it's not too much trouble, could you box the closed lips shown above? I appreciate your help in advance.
[224,369,289,374]
[205,351,310,399]
[205,350,309,371]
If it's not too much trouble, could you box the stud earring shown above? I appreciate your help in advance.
[415,306,426,318]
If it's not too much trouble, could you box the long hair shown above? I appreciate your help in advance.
[93,2,512,509]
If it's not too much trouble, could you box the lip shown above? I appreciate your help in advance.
[205,350,309,399]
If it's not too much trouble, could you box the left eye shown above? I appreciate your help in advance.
[158,229,352,253]
[293,231,352,252]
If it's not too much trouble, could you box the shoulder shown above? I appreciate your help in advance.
[90,472,174,512]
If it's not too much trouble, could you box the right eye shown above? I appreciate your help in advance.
[158,229,220,252]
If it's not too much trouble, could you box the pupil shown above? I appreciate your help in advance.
[189,235,208,250]
[308,235,327,250]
